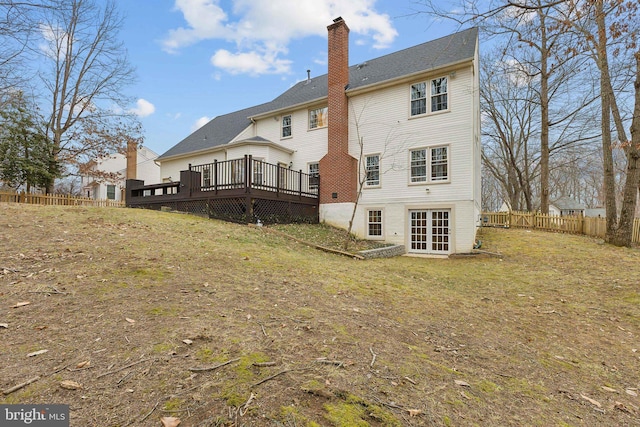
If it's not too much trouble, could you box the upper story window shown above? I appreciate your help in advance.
[431,77,448,112]
[365,154,380,187]
[411,82,427,116]
[430,146,448,181]
[410,76,448,116]
[309,106,328,129]
[281,114,292,138]
[410,146,449,183]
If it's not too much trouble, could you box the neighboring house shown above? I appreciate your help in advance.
[549,196,585,217]
[156,18,481,255]
[498,202,511,212]
[585,207,606,218]
[82,146,160,201]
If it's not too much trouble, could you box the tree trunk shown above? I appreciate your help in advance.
[538,7,550,214]
[610,52,640,246]
[594,0,618,241]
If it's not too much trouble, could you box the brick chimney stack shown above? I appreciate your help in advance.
[319,17,357,205]
[125,139,137,180]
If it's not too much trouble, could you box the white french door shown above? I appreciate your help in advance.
[409,209,450,254]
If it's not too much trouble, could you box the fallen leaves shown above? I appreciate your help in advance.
[11,301,30,308]
[27,349,48,357]
[0,323,8,329]
[615,401,635,414]
[407,409,423,417]
[60,380,82,390]
[454,380,470,387]
[125,318,136,324]
[580,394,601,408]
[76,360,91,369]
[160,416,181,427]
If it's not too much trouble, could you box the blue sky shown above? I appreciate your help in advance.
[114,0,463,156]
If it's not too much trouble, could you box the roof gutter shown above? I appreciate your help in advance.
[156,138,294,163]
[248,96,328,121]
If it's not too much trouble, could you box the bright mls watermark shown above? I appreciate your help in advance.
[0,405,69,426]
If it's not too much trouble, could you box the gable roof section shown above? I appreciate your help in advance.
[158,27,478,161]
[551,196,585,211]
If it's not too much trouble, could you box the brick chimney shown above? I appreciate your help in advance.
[319,17,357,205]
[125,139,137,180]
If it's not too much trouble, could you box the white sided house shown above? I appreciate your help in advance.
[82,145,160,201]
[156,19,481,255]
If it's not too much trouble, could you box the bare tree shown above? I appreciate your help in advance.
[0,1,51,93]
[38,0,139,192]
[481,50,539,211]
[556,0,639,246]
[419,0,600,214]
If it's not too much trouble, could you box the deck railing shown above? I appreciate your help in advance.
[125,156,319,224]
[189,156,319,198]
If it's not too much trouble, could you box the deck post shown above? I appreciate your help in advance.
[213,160,218,194]
[298,170,303,198]
[245,155,251,193]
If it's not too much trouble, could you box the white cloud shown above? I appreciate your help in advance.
[192,116,212,131]
[163,0,397,76]
[129,99,156,117]
[162,0,229,53]
[501,59,536,87]
[211,49,292,75]
[39,23,71,60]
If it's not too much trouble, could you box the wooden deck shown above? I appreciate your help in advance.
[126,156,319,224]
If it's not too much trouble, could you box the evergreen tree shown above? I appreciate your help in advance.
[0,93,59,191]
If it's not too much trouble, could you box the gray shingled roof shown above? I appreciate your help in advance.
[158,27,478,160]
[552,196,585,211]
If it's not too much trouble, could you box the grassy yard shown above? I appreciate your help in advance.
[1,203,639,426]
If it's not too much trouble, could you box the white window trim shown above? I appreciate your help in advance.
[409,76,450,118]
[408,145,450,185]
[364,153,381,188]
[409,81,427,117]
[406,207,453,254]
[308,106,328,130]
[308,162,319,191]
[365,208,385,240]
[430,76,449,113]
[281,114,292,139]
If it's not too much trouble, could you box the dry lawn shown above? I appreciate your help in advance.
[1,203,639,427]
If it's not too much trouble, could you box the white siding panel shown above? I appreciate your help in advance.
[346,64,478,254]
[253,109,328,171]
[160,151,225,182]
[349,66,475,209]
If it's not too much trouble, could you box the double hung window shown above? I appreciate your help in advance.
[410,76,448,116]
[410,146,449,183]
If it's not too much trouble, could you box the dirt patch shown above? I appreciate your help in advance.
[1,204,639,426]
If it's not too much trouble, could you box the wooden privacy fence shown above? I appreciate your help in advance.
[481,211,640,244]
[0,191,124,207]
